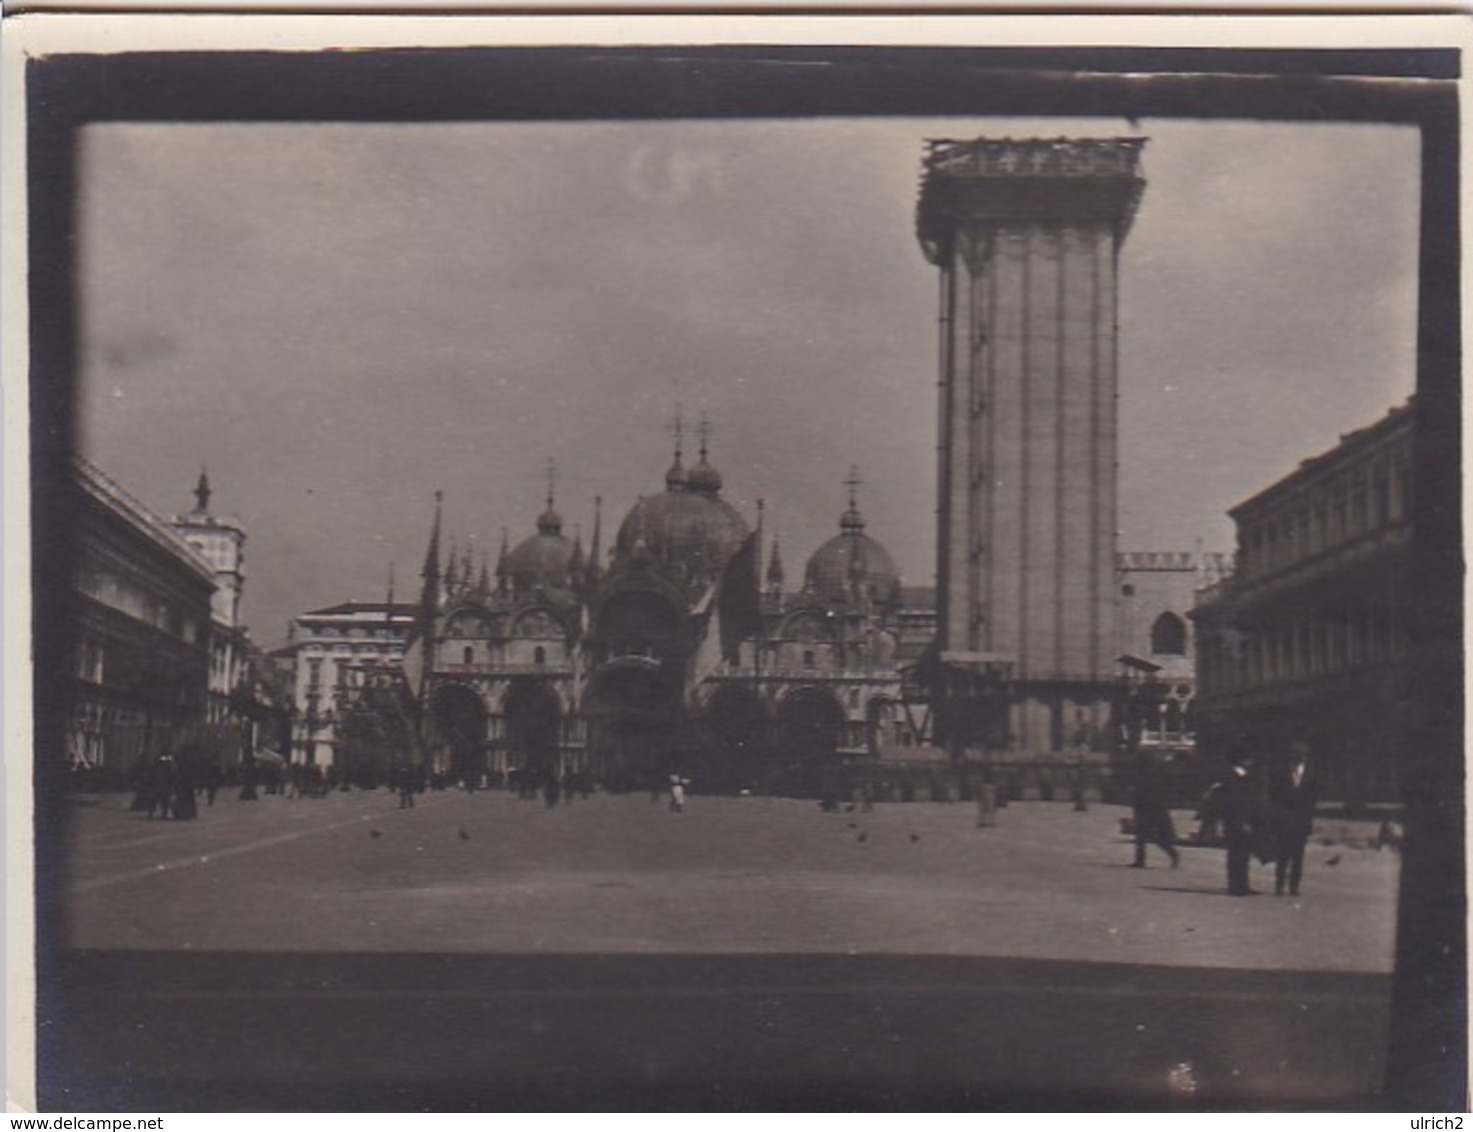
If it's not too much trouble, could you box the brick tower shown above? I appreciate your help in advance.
[916,137,1147,754]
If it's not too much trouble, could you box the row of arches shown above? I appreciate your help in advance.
[427,674,890,787]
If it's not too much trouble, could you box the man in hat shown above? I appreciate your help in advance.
[1217,757,1261,896]
[1267,742,1317,897]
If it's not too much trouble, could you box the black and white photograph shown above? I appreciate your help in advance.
[10,15,1466,1114]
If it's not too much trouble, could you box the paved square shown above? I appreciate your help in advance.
[63,787,1399,968]
[43,787,1402,1110]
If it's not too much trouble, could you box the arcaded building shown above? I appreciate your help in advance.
[1191,399,1414,804]
[67,459,215,778]
[915,136,1148,754]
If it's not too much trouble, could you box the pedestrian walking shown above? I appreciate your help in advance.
[1129,749,1180,868]
[1267,742,1317,897]
[669,774,686,813]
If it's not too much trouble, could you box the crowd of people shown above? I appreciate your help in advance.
[126,749,221,821]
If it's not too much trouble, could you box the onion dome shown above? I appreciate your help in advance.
[616,429,750,583]
[505,527,573,594]
[803,467,901,607]
[506,471,574,595]
[536,502,563,536]
[687,453,723,497]
[615,490,750,582]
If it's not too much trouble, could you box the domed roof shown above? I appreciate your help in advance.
[805,530,901,607]
[687,454,723,496]
[616,490,750,584]
[803,475,901,606]
[505,501,573,594]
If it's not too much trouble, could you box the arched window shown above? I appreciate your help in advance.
[803,649,816,669]
[1151,612,1187,657]
[534,646,546,667]
[463,646,474,665]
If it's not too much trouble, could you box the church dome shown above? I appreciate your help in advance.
[616,490,750,584]
[805,530,901,606]
[803,476,901,606]
[506,502,573,594]
[687,455,723,496]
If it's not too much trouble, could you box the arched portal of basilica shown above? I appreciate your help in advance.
[775,686,847,762]
[699,683,771,790]
[581,659,682,790]
[430,682,487,783]
[503,680,562,777]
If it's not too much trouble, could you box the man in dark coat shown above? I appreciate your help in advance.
[1130,749,1180,868]
[1213,759,1261,896]
[1268,742,1317,897]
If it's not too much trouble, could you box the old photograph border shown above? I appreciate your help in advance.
[9,14,1467,1113]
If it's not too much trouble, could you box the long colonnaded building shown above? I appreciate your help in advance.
[1191,399,1415,805]
[66,459,216,780]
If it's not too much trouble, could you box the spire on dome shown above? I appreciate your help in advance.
[476,551,490,598]
[688,411,724,496]
[840,465,866,532]
[538,457,563,534]
[664,404,688,492]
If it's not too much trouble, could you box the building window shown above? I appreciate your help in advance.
[463,646,474,665]
[1350,471,1368,534]
[534,646,546,667]
[1120,584,1135,597]
[1150,613,1186,657]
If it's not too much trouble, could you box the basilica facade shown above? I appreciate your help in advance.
[400,430,934,791]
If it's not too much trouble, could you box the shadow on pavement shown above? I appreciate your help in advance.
[39,949,1394,1112]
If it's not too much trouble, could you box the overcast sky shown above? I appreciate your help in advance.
[75,116,1420,648]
